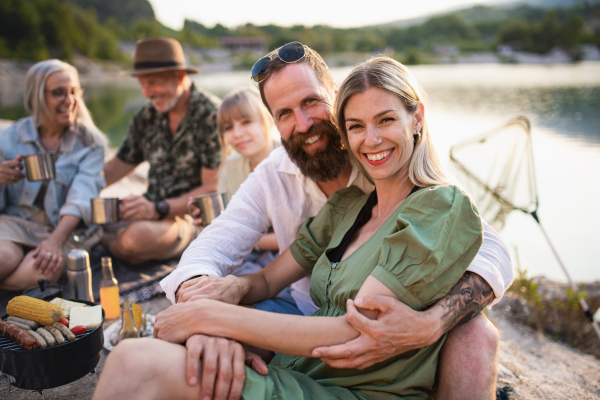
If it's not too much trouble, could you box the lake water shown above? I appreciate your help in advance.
[1,63,599,283]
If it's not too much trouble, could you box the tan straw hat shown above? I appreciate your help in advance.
[130,37,200,76]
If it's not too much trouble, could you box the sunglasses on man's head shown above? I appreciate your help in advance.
[251,41,323,83]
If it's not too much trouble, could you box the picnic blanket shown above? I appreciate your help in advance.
[0,244,177,315]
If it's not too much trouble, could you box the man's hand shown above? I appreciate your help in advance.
[185,334,268,400]
[312,272,495,370]
[178,275,249,305]
[312,296,441,370]
[120,195,159,221]
[187,196,203,226]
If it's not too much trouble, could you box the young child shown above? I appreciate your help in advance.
[216,86,280,253]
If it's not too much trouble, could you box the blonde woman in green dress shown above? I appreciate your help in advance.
[94,56,483,400]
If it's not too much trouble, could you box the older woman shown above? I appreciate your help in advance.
[0,59,106,291]
[94,56,484,400]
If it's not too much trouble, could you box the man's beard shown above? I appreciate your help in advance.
[281,119,349,182]
[151,92,180,112]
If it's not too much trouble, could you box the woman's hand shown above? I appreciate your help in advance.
[0,154,25,185]
[154,300,219,344]
[31,238,64,274]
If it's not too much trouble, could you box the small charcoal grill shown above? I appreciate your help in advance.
[0,301,104,392]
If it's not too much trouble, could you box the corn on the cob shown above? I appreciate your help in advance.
[132,302,143,329]
[7,296,64,326]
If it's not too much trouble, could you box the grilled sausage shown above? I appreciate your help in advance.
[36,327,56,347]
[6,316,39,329]
[0,319,40,350]
[27,330,47,349]
[8,321,31,331]
[44,325,65,345]
[52,322,75,342]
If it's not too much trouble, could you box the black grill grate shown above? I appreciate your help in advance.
[0,327,93,352]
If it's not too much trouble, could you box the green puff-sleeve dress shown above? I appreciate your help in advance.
[241,185,483,400]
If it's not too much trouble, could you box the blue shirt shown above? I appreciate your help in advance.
[0,117,105,227]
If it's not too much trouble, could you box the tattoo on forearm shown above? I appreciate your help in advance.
[439,272,495,332]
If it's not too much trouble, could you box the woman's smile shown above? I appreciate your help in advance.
[364,148,394,165]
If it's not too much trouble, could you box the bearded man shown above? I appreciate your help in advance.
[150,42,513,400]
[102,38,221,264]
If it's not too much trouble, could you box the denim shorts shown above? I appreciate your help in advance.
[253,287,303,316]
[233,250,303,316]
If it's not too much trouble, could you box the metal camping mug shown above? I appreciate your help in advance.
[66,249,95,302]
[91,198,121,224]
[187,192,228,227]
[24,153,56,181]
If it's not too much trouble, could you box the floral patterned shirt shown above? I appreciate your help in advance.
[116,84,221,202]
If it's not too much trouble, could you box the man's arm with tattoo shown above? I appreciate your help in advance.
[438,271,496,333]
[311,271,496,370]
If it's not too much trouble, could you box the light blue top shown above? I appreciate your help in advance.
[0,117,105,227]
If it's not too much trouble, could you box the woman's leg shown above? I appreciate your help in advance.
[0,240,24,284]
[0,247,64,291]
[93,338,202,400]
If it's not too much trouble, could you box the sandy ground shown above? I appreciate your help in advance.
[2,294,600,399]
[489,306,600,400]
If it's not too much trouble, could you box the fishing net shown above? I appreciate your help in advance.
[449,115,600,339]
[449,116,538,231]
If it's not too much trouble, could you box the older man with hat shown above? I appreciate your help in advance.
[102,37,221,264]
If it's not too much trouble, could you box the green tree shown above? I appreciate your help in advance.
[0,0,48,60]
[559,15,585,49]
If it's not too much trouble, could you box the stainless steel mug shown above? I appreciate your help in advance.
[66,249,95,302]
[91,198,120,224]
[24,153,56,181]
[187,192,228,226]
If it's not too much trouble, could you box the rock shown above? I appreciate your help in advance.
[489,295,600,400]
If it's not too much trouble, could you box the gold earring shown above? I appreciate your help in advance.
[413,131,421,144]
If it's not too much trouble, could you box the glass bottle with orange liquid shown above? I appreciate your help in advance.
[99,256,120,319]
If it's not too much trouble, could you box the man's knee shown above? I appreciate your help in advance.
[106,338,155,375]
[437,315,499,399]
[446,314,499,355]
[112,223,152,260]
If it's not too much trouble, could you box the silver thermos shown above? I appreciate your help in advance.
[66,249,95,302]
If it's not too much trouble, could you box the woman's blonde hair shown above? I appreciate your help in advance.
[217,86,274,159]
[334,56,452,187]
[24,59,108,148]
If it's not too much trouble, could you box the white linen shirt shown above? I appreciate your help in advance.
[161,147,514,315]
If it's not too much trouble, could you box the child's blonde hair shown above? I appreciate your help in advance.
[217,86,274,159]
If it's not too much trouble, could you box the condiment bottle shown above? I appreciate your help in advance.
[66,249,94,302]
[99,257,120,320]
[118,300,139,341]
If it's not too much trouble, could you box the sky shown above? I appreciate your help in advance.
[147,0,497,30]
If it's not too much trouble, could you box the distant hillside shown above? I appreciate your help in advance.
[57,0,155,25]
[495,0,600,8]
[379,0,600,28]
